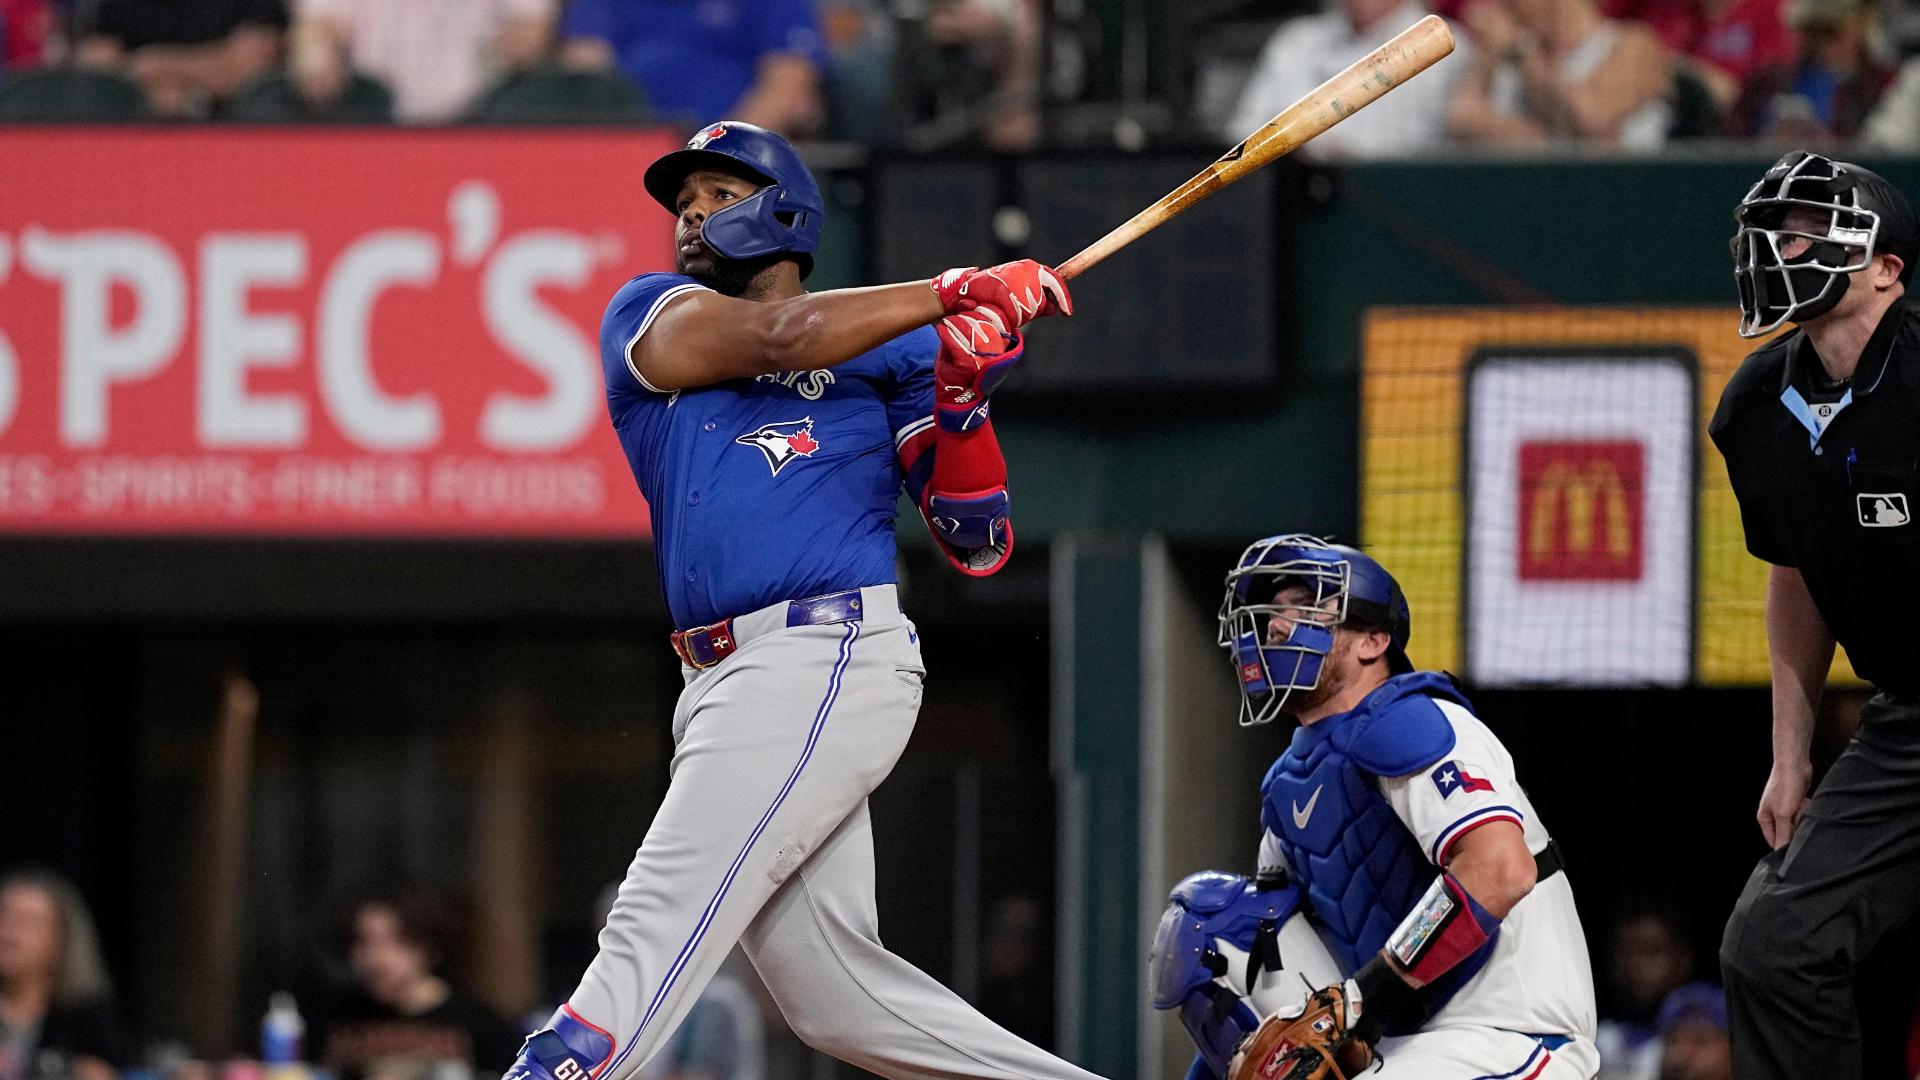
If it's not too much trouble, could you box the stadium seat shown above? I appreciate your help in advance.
[467,67,650,125]
[0,68,148,122]
[229,71,395,123]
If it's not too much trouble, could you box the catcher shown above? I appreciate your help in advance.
[1149,535,1598,1080]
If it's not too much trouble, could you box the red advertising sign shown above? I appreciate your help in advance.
[1516,439,1646,581]
[0,127,681,536]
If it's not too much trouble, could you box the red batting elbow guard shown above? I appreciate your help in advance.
[1384,873,1500,986]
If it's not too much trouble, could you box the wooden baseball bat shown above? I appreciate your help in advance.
[1056,14,1456,281]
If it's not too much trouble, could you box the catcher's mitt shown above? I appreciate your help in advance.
[1225,983,1374,1080]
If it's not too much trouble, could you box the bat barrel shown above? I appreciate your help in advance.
[1057,15,1455,281]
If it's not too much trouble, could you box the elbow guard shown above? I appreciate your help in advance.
[1348,874,1500,1044]
[1386,872,1500,986]
[925,487,1012,576]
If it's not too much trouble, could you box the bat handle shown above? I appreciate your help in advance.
[1056,250,1098,282]
[1056,219,1140,281]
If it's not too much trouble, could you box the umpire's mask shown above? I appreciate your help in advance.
[1732,151,1920,338]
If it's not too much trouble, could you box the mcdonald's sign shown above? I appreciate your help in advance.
[1516,440,1646,581]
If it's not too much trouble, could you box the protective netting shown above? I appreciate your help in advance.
[1359,306,1861,688]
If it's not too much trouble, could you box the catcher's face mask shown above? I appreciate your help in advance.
[1218,536,1350,727]
[1732,152,1882,338]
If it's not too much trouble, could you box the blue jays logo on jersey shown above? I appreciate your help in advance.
[736,418,822,476]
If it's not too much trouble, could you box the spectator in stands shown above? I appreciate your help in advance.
[1656,984,1732,1080]
[896,0,1043,151]
[0,0,52,70]
[74,0,287,116]
[1604,0,1797,108]
[0,870,126,1080]
[288,0,554,123]
[817,0,894,145]
[1595,910,1694,1080]
[1226,0,1467,156]
[312,893,520,1080]
[1731,0,1895,140]
[1448,0,1673,148]
[1859,13,1920,149]
[558,0,826,135]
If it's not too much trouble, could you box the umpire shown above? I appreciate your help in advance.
[1712,150,1920,1080]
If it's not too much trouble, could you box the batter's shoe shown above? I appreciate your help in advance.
[505,1005,615,1080]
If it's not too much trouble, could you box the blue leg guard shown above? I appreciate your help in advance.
[505,1005,614,1080]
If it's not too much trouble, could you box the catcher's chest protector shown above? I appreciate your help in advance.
[1264,740,1433,972]
[1261,674,1491,1032]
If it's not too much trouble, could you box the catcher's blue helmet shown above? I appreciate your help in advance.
[1218,534,1412,726]
[643,121,825,278]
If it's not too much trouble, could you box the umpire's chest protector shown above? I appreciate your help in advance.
[1261,674,1466,980]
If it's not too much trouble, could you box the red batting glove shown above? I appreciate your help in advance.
[931,260,1073,329]
[934,312,1024,433]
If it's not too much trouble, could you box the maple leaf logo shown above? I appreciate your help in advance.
[787,428,819,455]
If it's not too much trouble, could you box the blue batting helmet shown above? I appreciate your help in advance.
[1217,534,1412,726]
[643,121,825,278]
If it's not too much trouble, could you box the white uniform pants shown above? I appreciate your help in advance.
[1371,1025,1598,1079]
[566,587,1106,1080]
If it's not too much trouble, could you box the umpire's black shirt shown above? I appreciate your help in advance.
[1710,297,1920,696]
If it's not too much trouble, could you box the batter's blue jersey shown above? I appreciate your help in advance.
[600,272,939,629]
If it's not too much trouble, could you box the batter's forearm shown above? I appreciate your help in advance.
[1767,564,1833,762]
[762,281,947,372]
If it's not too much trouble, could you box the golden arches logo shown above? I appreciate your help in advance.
[1516,440,1644,581]
[1528,459,1634,562]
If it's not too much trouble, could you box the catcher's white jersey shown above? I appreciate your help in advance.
[1260,698,1597,1051]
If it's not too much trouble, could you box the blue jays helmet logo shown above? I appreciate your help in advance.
[689,124,729,150]
[736,418,821,476]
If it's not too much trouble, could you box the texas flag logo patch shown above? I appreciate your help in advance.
[1430,760,1495,799]
[737,418,821,476]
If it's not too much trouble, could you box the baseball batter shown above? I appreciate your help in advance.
[1152,536,1598,1080]
[503,122,1101,1080]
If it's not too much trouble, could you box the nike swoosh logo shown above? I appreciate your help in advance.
[1292,784,1323,830]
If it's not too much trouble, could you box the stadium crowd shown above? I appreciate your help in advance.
[0,0,1041,147]
[1225,0,1920,151]
[0,0,1919,150]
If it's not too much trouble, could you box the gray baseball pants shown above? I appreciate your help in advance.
[564,585,1107,1080]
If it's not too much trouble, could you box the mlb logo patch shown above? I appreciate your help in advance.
[1430,760,1495,799]
[1858,493,1911,528]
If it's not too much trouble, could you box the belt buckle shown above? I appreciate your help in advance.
[673,619,737,669]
